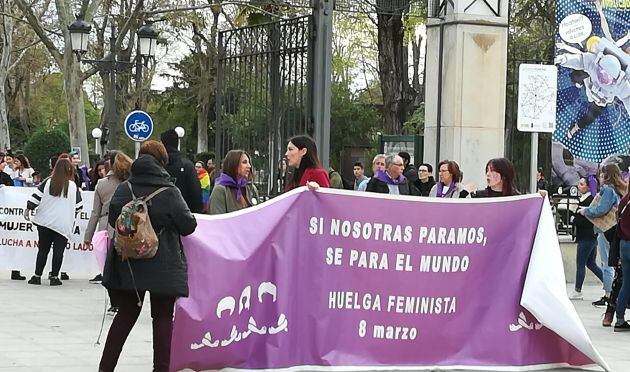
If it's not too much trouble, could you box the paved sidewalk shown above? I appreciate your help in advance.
[0,273,627,372]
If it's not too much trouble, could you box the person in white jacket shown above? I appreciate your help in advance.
[24,158,83,286]
[12,154,35,186]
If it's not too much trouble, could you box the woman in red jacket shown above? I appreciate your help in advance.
[284,135,330,191]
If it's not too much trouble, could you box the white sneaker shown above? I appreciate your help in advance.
[569,291,583,300]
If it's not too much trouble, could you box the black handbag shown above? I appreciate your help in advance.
[608,229,620,267]
[608,199,630,266]
[604,226,617,242]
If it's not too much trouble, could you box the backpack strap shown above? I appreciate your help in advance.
[143,186,170,203]
[127,182,136,199]
[620,198,630,218]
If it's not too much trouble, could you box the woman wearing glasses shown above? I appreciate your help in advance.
[429,160,469,198]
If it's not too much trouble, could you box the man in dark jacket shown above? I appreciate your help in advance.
[366,154,414,195]
[160,129,203,213]
[398,151,419,185]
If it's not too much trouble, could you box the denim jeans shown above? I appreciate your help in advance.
[597,233,614,293]
[616,240,630,322]
[575,238,603,291]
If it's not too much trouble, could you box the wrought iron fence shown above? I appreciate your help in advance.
[335,0,425,15]
[215,16,312,197]
[221,0,425,15]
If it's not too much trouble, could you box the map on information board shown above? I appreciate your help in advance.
[517,64,558,133]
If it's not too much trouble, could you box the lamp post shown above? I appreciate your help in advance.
[91,128,102,157]
[69,17,159,151]
[174,126,185,151]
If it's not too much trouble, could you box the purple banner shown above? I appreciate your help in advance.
[171,189,601,371]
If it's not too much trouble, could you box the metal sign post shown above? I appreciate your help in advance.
[517,64,558,192]
[124,110,154,159]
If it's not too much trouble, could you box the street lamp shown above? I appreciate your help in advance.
[68,16,160,151]
[68,18,91,60]
[91,127,102,157]
[137,23,159,59]
[174,126,185,151]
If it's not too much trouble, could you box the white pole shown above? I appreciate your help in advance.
[95,139,100,158]
[530,132,538,193]
[135,142,140,159]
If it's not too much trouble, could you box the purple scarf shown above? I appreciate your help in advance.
[588,175,598,198]
[374,170,406,185]
[215,173,248,201]
[436,181,457,197]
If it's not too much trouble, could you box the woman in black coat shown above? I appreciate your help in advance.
[100,140,197,372]
[570,177,604,300]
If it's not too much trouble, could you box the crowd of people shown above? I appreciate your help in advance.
[1,132,629,371]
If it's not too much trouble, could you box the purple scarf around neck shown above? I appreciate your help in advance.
[374,170,406,185]
[436,181,457,197]
[215,173,248,201]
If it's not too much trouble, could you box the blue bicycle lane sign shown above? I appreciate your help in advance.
[124,110,153,142]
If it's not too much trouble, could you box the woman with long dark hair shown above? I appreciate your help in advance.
[209,150,259,214]
[12,154,35,186]
[24,158,82,286]
[89,160,107,191]
[570,177,604,300]
[284,135,330,191]
[471,158,520,197]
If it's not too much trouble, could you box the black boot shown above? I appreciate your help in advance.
[27,275,41,285]
[49,277,62,286]
[49,272,70,280]
[11,270,26,280]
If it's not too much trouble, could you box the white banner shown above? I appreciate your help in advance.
[0,186,99,277]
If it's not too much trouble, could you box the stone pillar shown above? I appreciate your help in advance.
[424,0,508,188]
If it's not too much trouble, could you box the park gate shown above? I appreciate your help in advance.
[215,15,313,197]
[215,0,422,197]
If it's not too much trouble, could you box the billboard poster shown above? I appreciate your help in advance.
[554,0,630,187]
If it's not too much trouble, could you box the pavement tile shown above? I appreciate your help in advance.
[1,272,629,371]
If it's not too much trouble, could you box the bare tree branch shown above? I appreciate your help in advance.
[114,0,143,51]
[14,0,63,66]
[8,44,38,72]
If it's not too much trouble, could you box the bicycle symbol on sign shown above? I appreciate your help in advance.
[128,120,149,132]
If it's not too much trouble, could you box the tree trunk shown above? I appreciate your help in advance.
[0,0,13,151]
[377,13,409,135]
[197,51,210,154]
[195,8,220,154]
[17,77,30,134]
[63,49,89,165]
[411,33,423,104]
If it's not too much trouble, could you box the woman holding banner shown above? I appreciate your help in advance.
[209,150,259,214]
[429,160,468,198]
[23,158,83,286]
[284,135,330,191]
[470,158,520,198]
